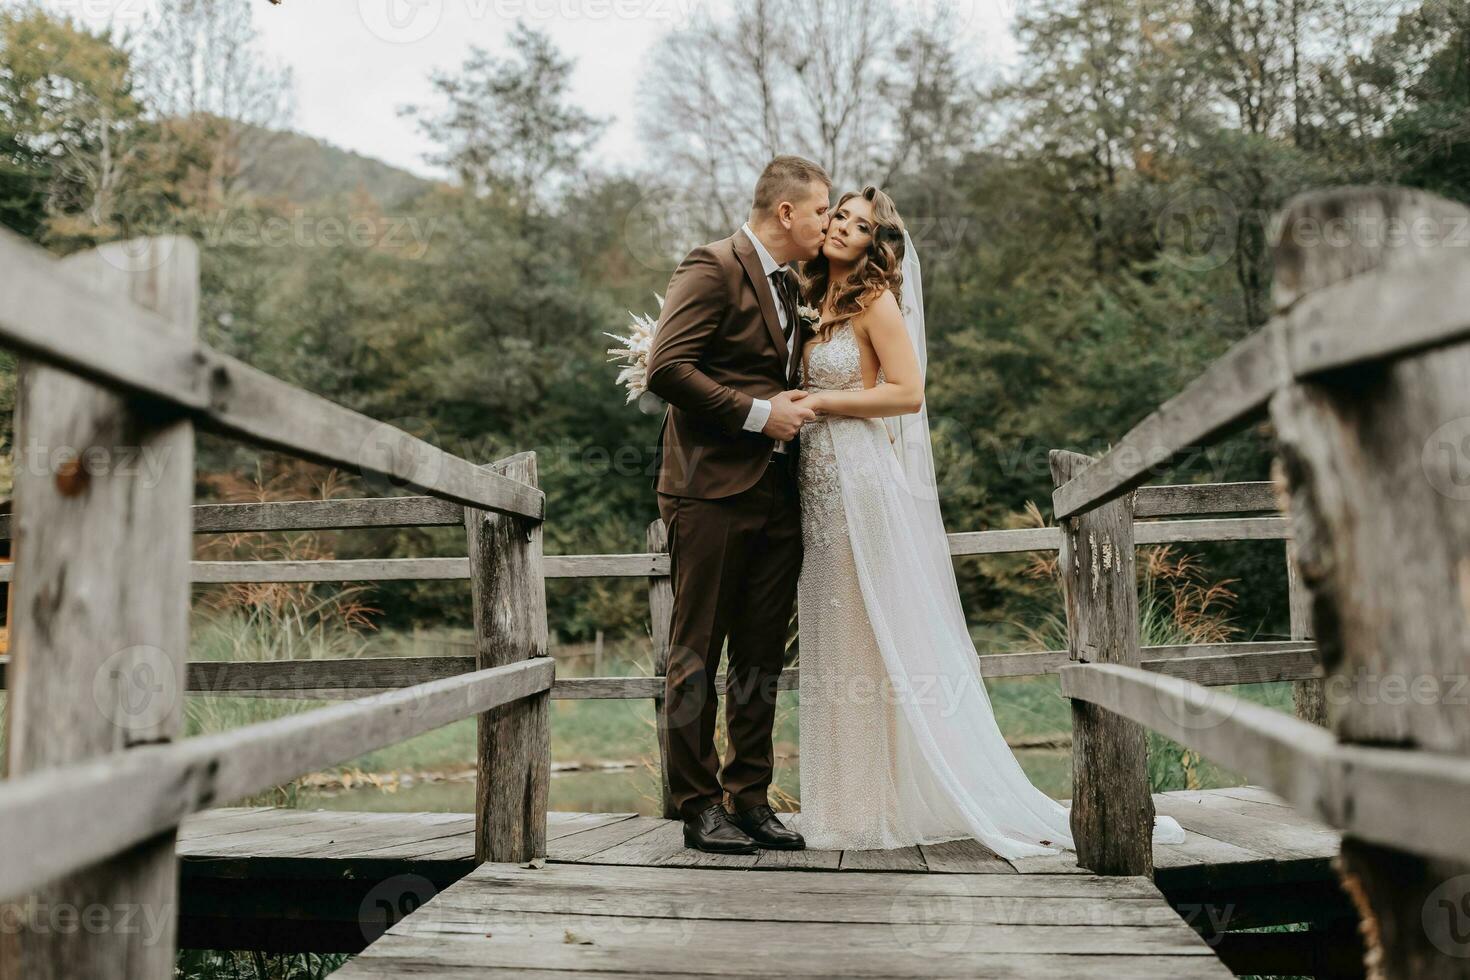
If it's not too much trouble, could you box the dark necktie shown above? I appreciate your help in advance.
[770,268,799,386]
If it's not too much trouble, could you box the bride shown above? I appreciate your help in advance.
[792,185,1185,857]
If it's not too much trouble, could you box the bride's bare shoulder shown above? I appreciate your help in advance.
[854,288,904,336]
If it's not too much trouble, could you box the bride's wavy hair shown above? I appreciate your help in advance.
[800,185,905,345]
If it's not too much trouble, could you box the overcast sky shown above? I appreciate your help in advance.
[50,0,1016,179]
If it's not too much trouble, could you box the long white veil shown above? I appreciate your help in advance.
[828,229,1186,856]
[883,230,939,503]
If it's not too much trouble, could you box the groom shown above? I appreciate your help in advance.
[647,155,830,853]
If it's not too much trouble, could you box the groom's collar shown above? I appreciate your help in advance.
[740,222,786,277]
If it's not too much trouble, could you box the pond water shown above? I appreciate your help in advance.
[293,749,1074,815]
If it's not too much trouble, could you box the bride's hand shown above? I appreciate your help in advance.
[804,392,829,416]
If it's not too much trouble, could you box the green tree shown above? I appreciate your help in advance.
[400,22,604,210]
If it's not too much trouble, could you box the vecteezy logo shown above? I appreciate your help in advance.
[1424,874,1470,957]
[358,0,444,44]
[1422,417,1470,501]
[93,645,180,732]
[358,417,445,496]
[359,874,440,942]
[887,876,976,954]
[1156,188,1239,272]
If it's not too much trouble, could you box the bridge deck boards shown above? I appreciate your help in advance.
[330,861,1234,979]
[176,786,1339,886]
[173,788,1340,969]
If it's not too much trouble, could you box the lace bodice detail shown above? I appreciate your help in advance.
[800,322,883,392]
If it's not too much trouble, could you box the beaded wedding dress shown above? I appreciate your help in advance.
[792,237,1185,857]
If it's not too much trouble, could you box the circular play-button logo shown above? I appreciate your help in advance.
[358,0,444,44]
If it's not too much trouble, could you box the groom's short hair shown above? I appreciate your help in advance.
[751,156,830,219]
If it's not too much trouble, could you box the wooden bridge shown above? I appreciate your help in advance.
[1,185,1468,979]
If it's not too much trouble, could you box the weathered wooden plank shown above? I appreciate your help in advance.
[1132,516,1288,545]
[1280,245,1470,376]
[0,513,1289,583]
[345,951,1231,979]
[196,811,397,859]
[1058,662,1470,865]
[547,816,671,863]
[189,496,464,533]
[0,658,553,900]
[1270,185,1470,979]
[0,495,465,540]
[646,520,678,819]
[1285,537,1327,725]
[1149,828,1276,879]
[422,866,1180,928]
[0,640,1320,702]
[947,515,1287,557]
[1139,648,1321,686]
[1133,482,1278,518]
[339,944,1230,979]
[1053,330,1278,519]
[0,230,541,520]
[578,820,761,870]
[332,864,1228,979]
[505,860,1165,896]
[1210,785,1292,809]
[1051,450,1153,876]
[0,226,207,411]
[1151,797,1337,862]
[183,553,663,584]
[1,237,198,980]
[1167,788,1336,832]
[176,809,345,851]
[754,845,843,871]
[466,453,550,864]
[839,846,928,872]
[186,656,480,698]
[948,526,1063,555]
[919,838,1017,874]
[546,812,640,842]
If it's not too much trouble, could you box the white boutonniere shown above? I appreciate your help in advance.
[606,295,668,414]
[797,305,821,331]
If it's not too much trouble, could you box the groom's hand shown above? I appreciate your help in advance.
[762,390,816,441]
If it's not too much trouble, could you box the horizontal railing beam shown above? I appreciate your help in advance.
[1058,662,1470,866]
[0,229,541,520]
[0,482,1280,542]
[0,657,554,901]
[0,641,1316,700]
[1132,481,1277,518]
[0,516,1287,585]
[1053,330,1278,519]
[0,553,670,584]
[0,496,465,541]
[1054,255,1470,520]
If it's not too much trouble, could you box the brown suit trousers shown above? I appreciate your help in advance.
[656,459,801,817]
[647,229,804,818]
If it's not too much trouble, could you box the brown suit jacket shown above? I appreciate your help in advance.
[647,228,804,499]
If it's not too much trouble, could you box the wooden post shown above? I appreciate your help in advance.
[1050,449,1154,876]
[464,451,549,863]
[1285,538,1327,726]
[647,519,678,819]
[1,238,197,980]
[1269,186,1470,979]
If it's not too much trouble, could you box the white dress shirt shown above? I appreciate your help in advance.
[740,222,797,452]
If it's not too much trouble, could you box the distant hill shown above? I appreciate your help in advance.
[239,126,437,207]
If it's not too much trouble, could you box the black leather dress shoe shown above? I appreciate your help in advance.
[683,802,759,854]
[732,803,805,850]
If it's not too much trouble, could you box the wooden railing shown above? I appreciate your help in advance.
[4,185,1463,977]
[1048,186,1470,977]
[2,475,1319,827]
[0,231,553,979]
